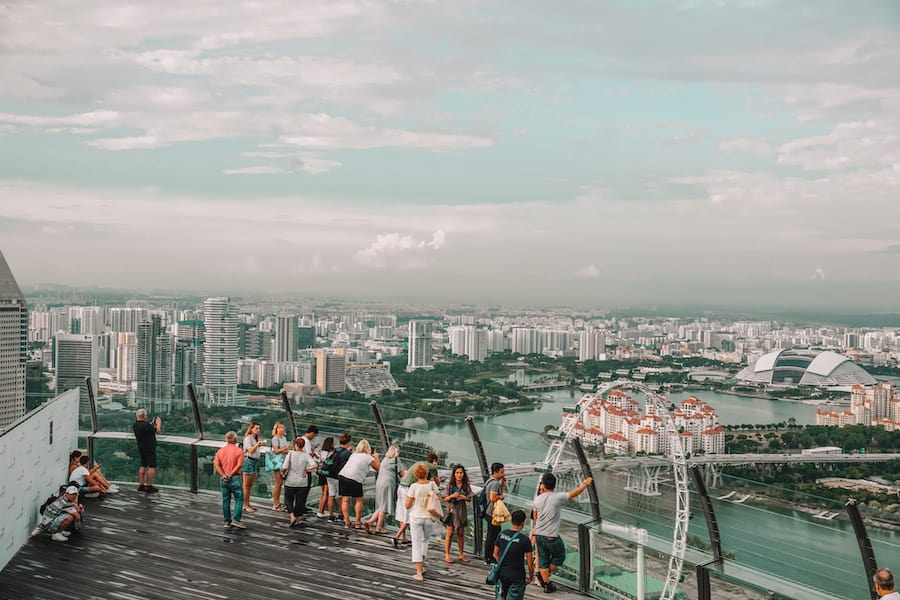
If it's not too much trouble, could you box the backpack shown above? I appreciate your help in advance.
[323,446,350,478]
[475,486,490,520]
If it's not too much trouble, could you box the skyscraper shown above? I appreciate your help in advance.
[315,348,346,394]
[136,315,173,413]
[173,320,204,402]
[274,314,298,363]
[407,320,433,371]
[203,297,238,405]
[116,332,137,382]
[54,333,98,417]
[0,251,27,428]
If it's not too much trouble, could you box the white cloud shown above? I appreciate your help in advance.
[223,166,286,175]
[719,137,773,157]
[574,264,600,278]
[355,230,447,268]
[777,120,900,171]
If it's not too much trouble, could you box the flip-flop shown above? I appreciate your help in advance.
[458,556,470,563]
[444,557,454,564]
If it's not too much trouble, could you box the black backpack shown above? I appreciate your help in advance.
[475,486,490,520]
[323,446,350,478]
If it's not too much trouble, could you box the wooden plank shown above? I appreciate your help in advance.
[0,487,581,600]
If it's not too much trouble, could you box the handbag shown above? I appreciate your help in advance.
[265,448,284,472]
[491,499,511,526]
[485,530,521,585]
[279,451,293,480]
[427,485,444,520]
[441,511,454,527]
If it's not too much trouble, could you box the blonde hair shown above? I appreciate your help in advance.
[385,444,400,459]
[354,439,371,454]
[272,421,285,437]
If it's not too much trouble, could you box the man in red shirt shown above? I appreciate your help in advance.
[214,431,246,529]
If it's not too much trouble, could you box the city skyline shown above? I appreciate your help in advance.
[2,1,899,308]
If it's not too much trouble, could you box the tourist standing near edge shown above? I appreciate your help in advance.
[531,472,593,593]
[133,408,160,494]
[214,431,246,529]
[483,462,506,565]
[875,568,900,599]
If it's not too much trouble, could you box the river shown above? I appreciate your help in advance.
[406,385,897,599]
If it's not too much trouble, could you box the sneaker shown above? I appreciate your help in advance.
[51,533,68,542]
[316,512,326,518]
[231,521,246,529]
[60,530,72,537]
[107,485,120,493]
[137,484,147,492]
[224,522,233,529]
[543,582,558,594]
[144,486,159,494]
[84,492,100,499]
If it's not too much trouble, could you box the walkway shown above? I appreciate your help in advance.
[0,486,583,600]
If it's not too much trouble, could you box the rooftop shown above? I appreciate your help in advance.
[0,486,583,600]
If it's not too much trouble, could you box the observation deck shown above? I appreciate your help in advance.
[1,486,585,600]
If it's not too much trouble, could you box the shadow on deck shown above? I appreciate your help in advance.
[0,486,584,600]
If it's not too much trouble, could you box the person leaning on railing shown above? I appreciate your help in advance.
[530,473,593,593]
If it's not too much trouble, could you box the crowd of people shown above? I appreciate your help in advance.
[43,406,900,600]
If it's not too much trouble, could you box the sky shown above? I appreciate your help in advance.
[1,0,899,309]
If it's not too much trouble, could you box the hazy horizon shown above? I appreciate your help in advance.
[3,1,899,308]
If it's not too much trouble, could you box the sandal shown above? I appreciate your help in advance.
[244,506,257,513]
[458,556,470,563]
[364,522,372,534]
[444,556,454,563]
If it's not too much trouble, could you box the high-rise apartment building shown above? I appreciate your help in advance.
[173,320,204,401]
[274,314,298,363]
[136,315,174,412]
[0,251,27,428]
[109,307,147,333]
[315,348,346,394]
[407,320,433,371]
[116,332,137,382]
[203,297,238,405]
[54,333,98,417]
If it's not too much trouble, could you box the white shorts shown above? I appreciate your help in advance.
[395,485,410,522]
[326,477,338,498]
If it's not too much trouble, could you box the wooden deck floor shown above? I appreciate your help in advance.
[0,486,584,600]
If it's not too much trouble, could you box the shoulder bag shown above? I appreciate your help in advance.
[427,483,444,520]
[485,531,522,586]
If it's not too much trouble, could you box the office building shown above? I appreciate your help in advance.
[0,250,27,428]
[54,333,98,417]
[407,320,433,371]
[136,315,174,412]
[274,314,298,363]
[315,349,346,394]
[203,297,238,405]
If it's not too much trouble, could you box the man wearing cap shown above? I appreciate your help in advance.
[39,486,84,542]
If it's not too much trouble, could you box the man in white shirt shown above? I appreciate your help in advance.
[530,472,593,593]
[875,568,900,599]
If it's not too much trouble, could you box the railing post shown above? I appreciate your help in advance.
[280,391,298,440]
[689,465,723,561]
[846,498,879,600]
[190,444,199,493]
[572,437,600,522]
[187,383,204,440]
[369,400,390,453]
[465,416,490,557]
[84,376,98,462]
[636,528,647,600]
[695,562,711,600]
[577,521,592,593]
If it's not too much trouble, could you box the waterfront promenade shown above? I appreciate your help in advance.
[0,486,583,600]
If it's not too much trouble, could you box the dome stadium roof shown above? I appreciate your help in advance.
[736,349,876,388]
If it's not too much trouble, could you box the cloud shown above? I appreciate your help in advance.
[809,267,825,281]
[355,230,447,269]
[719,137,773,157]
[574,264,600,278]
[223,166,286,175]
[664,130,703,145]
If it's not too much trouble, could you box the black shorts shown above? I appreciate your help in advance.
[338,476,363,498]
[138,446,157,468]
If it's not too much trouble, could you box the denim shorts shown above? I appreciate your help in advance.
[535,535,566,569]
[242,457,260,474]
